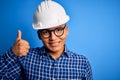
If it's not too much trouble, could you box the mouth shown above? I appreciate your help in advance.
[49,41,60,47]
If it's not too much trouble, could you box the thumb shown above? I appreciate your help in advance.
[16,30,22,41]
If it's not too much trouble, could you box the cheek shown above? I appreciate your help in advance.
[40,38,48,45]
[60,34,67,44]
[60,35,66,41]
[60,30,68,39]
[42,39,48,44]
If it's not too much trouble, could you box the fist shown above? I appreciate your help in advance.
[12,30,30,56]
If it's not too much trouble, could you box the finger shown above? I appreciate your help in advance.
[25,45,30,50]
[17,39,29,46]
[18,49,29,56]
[16,30,22,41]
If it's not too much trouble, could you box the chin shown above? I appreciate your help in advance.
[48,46,62,52]
[50,47,60,51]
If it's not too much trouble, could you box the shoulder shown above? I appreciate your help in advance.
[67,50,89,63]
[65,46,88,61]
[67,49,87,59]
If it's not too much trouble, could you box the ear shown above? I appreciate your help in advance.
[37,30,42,40]
[66,26,69,36]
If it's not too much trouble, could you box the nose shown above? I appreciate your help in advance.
[49,31,57,40]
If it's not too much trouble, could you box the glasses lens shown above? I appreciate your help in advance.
[41,30,50,38]
[55,27,64,37]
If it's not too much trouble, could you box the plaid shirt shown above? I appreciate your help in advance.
[0,46,93,80]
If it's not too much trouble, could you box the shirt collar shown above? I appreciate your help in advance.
[64,45,71,57]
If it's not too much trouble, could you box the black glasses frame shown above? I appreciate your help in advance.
[38,24,66,38]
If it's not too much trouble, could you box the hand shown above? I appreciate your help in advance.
[12,30,30,56]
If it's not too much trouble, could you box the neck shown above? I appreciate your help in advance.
[49,52,62,60]
[47,47,65,60]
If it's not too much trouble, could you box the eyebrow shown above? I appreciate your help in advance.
[38,24,66,32]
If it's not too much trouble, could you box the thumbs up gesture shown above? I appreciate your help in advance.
[12,30,30,56]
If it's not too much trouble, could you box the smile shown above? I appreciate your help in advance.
[49,41,60,47]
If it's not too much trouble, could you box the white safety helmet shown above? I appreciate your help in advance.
[32,0,70,30]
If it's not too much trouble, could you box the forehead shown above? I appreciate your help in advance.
[42,24,65,30]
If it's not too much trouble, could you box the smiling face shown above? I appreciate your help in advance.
[37,24,68,54]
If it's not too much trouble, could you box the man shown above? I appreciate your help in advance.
[0,0,93,80]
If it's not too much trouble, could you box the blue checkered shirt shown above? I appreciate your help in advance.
[0,46,93,80]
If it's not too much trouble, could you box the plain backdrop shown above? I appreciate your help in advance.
[0,0,120,80]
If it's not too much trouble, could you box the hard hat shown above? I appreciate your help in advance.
[32,0,70,30]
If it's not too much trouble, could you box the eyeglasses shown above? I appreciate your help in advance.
[38,24,66,38]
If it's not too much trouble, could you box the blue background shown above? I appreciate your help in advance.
[0,0,120,80]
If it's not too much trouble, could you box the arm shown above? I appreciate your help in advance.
[85,58,93,80]
[0,30,30,80]
[0,49,23,80]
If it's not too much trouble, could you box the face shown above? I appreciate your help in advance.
[37,24,68,53]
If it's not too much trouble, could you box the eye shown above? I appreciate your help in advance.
[41,30,49,35]
[55,27,63,32]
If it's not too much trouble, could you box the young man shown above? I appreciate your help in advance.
[0,0,93,80]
